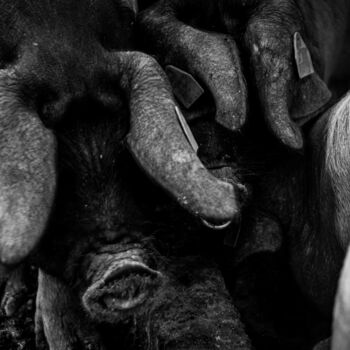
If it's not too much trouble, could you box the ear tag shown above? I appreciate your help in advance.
[174,106,199,153]
[166,65,204,109]
[294,32,315,79]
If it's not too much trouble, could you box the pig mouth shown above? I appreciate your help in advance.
[82,250,163,323]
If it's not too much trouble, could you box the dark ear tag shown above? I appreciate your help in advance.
[294,32,315,79]
[166,65,204,109]
[174,106,199,153]
[292,32,332,125]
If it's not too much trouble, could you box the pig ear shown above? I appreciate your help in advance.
[244,5,332,150]
[291,73,332,125]
[116,52,239,225]
[138,1,248,131]
[0,76,56,265]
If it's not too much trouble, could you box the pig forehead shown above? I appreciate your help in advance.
[0,0,136,46]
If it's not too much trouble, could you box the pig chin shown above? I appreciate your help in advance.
[82,248,163,323]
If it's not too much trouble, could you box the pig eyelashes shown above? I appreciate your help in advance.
[112,51,239,226]
[0,72,56,265]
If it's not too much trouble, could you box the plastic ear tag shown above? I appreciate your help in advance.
[175,106,199,153]
[294,32,315,79]
[166,65,204,109]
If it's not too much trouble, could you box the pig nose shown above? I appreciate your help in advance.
[82,249,163,323]
[102,261,161,310]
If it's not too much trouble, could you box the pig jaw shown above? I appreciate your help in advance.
[82,248,163,323]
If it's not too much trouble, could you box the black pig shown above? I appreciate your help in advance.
[34,103,251,350]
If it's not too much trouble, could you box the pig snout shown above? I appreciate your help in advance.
[82,248,163,323]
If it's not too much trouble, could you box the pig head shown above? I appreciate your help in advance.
[0,0,241,269]
[32,99,252,349]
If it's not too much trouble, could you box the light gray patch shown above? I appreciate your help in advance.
[325,92,350,248]
[293,32,315,79]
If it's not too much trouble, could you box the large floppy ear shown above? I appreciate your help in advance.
[137,0,248,132]
[0,72,56,265]
[244,1,332,150]
[115,52,239,226]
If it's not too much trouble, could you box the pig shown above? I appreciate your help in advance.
[32,103,252,350]
[0,0,239,268]
[0,0,253,348]
[0,0,242,319]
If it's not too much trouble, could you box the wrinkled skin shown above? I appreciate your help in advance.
[32,106,252,350]
[0,0,253,348]
[138,0,350,150]
[0,0,245,320]
[0,0,240,267]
